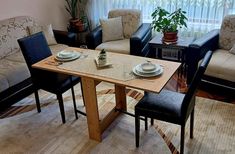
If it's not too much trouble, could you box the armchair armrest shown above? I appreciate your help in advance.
[130,23,152,56]
[187,29,220,84]
[86,26,102,49]
[53,30,76,47]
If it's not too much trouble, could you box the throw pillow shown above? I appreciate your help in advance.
[28,24,57,45]
[100,17,124,42]
[229,44,235,54]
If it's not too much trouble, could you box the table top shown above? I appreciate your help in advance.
[32,47,180,93]
[149,35,195,49]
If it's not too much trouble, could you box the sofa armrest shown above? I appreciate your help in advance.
[86,26,102,49]
[187,29,220,84]
[130,23,152,56]
[53,30,77,47]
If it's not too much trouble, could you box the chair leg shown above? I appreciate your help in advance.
[145,117,148,130]
[190,108,194,139]
[180,125,185,154]
[151,118,154,125]
[34,90,41,113]
[135,115,140,147]
[80,80,85,106]
[57,94,66,124]
[71,86,78,119]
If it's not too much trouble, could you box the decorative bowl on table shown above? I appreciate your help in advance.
[132,61,163,77]
[55,50,80,62]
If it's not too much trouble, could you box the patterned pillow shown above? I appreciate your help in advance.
[100,17,124,43]
[108,9,142,39]
[229,44,235,54]
[219,15,235,50]
[28,24,57,45]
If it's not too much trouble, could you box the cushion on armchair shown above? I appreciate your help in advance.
[219,15,235,50]
[108,9,142,38]
[96,39,129,54]
[100,17,124,42]
[204,49,235,82]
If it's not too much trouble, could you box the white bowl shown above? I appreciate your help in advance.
[141,62,157,71]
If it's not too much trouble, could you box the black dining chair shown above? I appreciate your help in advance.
[135,50,212,154]
[18,32,85,124]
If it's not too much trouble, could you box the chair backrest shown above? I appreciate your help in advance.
[182,50,212,118]
[18,32,52,73]
[219,15,235,50]
[108,9,142,38]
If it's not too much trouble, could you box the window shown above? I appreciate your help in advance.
[87,0,235,37]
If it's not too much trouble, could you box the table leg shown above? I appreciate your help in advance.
[99,85,126,134]
[115,85,127,111]
[81,77,102,141]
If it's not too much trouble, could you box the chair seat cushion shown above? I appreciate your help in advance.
[96,39,130,54]
[135,90,185,124]
[205,49,235,82]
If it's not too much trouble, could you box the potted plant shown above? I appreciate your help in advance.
[65,0,79,30]
[151,7,187,42]
[65,0,88,32]
[75,12,89,32]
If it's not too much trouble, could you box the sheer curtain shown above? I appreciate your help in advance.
[86,0,235,37]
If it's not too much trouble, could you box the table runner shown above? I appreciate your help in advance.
[58,51,146,81]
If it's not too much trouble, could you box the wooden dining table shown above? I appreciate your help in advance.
[32,47,181,142]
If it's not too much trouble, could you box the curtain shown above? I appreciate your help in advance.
[86,0,235,37]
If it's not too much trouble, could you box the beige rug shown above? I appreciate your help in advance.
[0,82,235,154]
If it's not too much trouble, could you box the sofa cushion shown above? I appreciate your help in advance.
[100,17,124,42]
[108,9,142,39]
[205,49,235,82]
[0,74,9,92]
[5,44,68,63]
[28,24,57,45]
[219,15,235,50]
[0,59,30,91]
[0,16,37,59]
[5,49,25,63]
[95,39,130,54]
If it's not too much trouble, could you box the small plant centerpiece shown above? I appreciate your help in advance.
[98,49,107,65]
[151,7,188,42]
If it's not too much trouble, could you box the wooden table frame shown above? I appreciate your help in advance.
[82,77,127,141]
[33,47,180,142]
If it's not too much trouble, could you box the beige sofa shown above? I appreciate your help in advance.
[0,16,75,109]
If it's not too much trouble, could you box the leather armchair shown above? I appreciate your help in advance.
[53,30,77,47]
[86,9,152,57]
[187,15,235,89]
[187,29,219,84]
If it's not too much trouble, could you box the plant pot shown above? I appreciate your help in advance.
[163,31,178,42]
[68,18,80,32]
[75,21,88,32]
[69,19,79,28]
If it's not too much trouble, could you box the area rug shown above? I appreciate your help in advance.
[0,82,234,154]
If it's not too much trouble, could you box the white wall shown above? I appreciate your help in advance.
[0,0,70,30]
